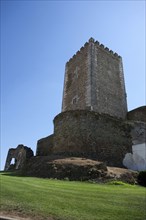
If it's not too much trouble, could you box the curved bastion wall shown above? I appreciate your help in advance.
[25,107,146,171]
[53,110,132,167]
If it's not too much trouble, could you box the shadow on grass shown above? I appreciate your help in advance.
[0,170,25,177]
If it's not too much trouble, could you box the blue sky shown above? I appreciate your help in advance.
[0,0,145,170]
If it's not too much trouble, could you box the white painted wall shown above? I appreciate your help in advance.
[123,143,146,171]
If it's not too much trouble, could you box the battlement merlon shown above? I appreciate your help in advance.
[66,37,121,65]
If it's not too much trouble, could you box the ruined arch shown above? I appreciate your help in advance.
[4,144,34,171]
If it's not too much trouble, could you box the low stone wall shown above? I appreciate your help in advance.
[127,106,146,123]
[53,110,132,167]
[129,121,146,145]
[36,134,54,156]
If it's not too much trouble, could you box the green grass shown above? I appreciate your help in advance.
[0,173,146,220]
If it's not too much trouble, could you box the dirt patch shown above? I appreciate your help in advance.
[20,156,137,184]
[106,166,138,184]
[50,157,105,166]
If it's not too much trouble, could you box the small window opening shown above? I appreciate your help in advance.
[9,158,17,170]
[10,158,15,165]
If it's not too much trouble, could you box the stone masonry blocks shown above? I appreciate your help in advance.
[53,110,132,167]
[62,38,127,119]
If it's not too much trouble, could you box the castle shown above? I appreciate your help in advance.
[4,38,146,172]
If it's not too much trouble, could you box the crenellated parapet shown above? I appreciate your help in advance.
[66,37,121,65]
[89,37,121,58]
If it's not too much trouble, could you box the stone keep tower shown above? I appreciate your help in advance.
[36,38,132,167]
[62,38,127,119]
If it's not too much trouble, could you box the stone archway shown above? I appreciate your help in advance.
[4,145,34,171]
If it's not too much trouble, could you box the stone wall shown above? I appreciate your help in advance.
[62,38,127,119]
[127,106,146,123]
[53,110,132,167]
[123,121,146,171]
[36,134,54,156]
[90,39,127,119]
[62,42,89,112]
[129,121,146,145]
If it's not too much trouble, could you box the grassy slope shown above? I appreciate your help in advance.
[0,173,146,220]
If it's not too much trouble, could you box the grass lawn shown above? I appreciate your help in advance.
[0,172,146,220]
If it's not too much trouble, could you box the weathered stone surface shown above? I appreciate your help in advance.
[123,121,146,171]
[36,134,54,156]
[53,110,132,167]
[62,38,127,119]
[127,106,146,123]
[4,144,34,171]
[129,121,146,145]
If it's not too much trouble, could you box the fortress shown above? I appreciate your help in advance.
[5,38,146,172]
